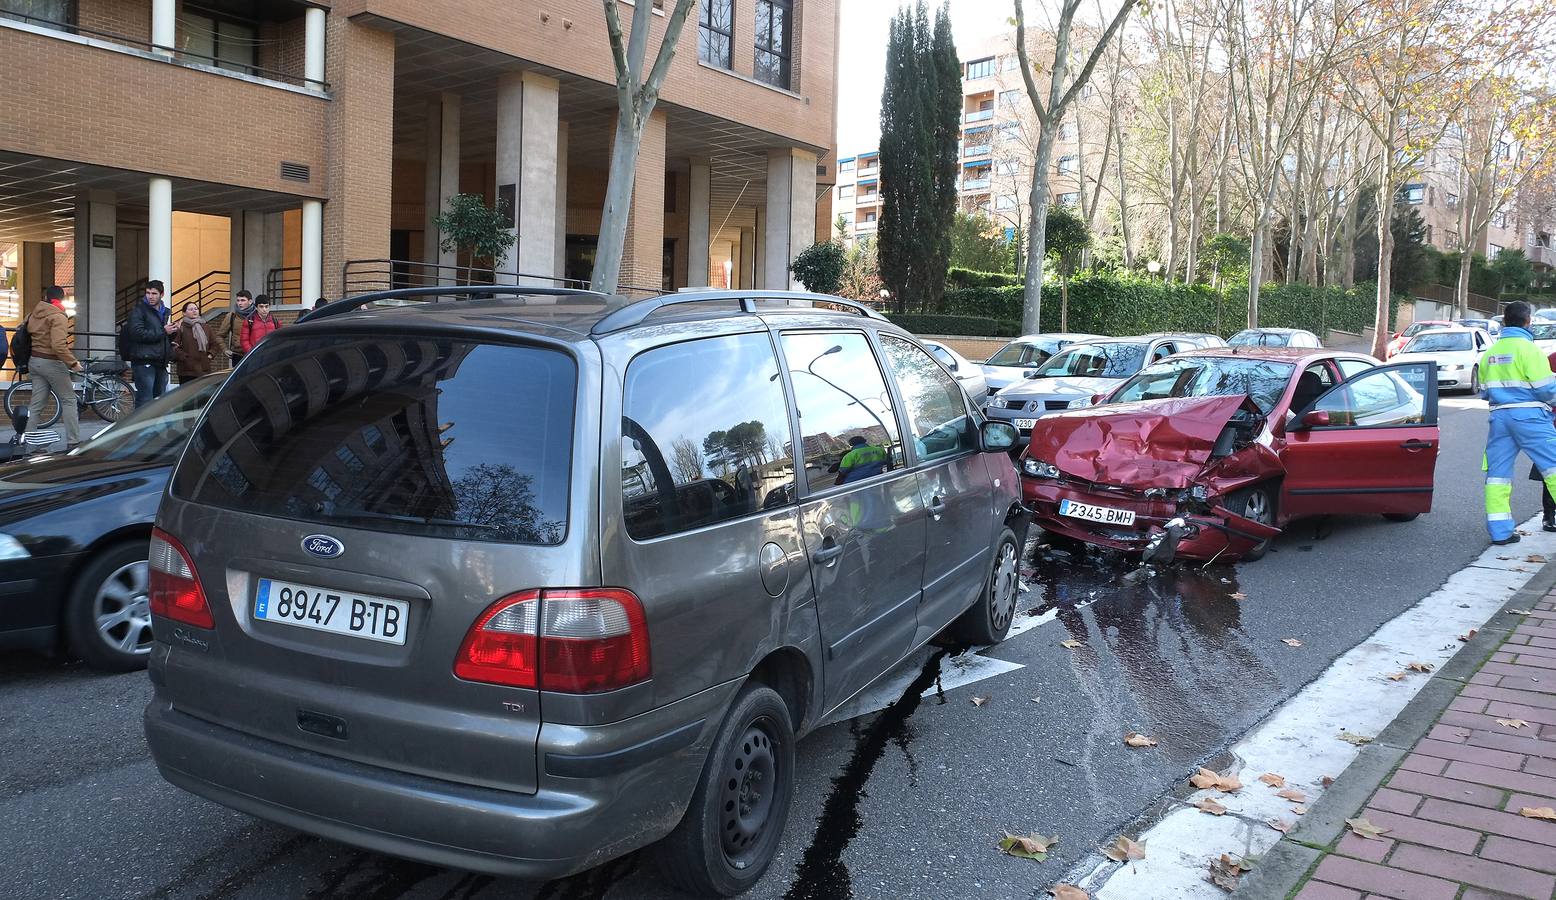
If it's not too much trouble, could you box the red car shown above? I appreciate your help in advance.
[1018,348,1440,563]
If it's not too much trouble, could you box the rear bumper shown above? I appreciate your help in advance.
[144,684,729,879]
[1021,477,1277,561]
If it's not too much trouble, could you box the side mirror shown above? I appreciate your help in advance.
[1023,369,1041,379]
[981,421,1019,451]
[1300,410,1331,429]
[1091,393,1106,405]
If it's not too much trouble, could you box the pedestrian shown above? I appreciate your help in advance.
[1480,300,1556,545]
[25,285,82,449]
[172,301,218,381]
[224,289,256,368]
[125,280,175,408]
[312,297,328,312]
[1526,347,1556,533]
[240,294,280,356]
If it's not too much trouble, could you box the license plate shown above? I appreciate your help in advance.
[1013,418,1037,429]
[1059,498,1136,526]
[253,578,408,645]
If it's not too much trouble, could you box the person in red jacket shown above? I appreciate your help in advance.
[1529,349,1556,531]
[240,294,281,355]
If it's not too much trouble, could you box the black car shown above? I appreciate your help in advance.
[0,374,224,670]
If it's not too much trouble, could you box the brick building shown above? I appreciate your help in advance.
[0,0,838,346]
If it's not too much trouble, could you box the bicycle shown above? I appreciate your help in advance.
[6,359,137,427]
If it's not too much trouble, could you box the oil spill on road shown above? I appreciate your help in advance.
[531,850,640,900]
[435,873,494,900]
[781,646,957,900]
[301,852,441,900]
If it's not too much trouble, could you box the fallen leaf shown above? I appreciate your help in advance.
[1292,805,1308,815]
[1519,806,1556,821]
[1229,592,1247,601]
[1190,767,1242,793]
[1031,697,1042,704]
[971,696,990,707]
[1406,661,1434,672]
[1282,638,1304,647]
[1266,818,1293,833]
[1346,817,1390,840]
[998,831,1058,860]
[1497,718,1531,729]
[1195,797,1228,815]
[1124,732,1158,748]
[1061,639,1083,649]
[1459,629,1478,642]
[1101,835,1146,862]
[1207,853,1254,891]
[1258,772,1286,788]
[1497,555,1513,560]
[1508,609,1534,615]
[1321,775,1334,787]
[1527,554,1547,563]
[1387,672,1407,681]
[1276,788,1307,802]
[1049,886,1089,900]
[1339,731,1373,745]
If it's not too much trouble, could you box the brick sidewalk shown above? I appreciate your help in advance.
[1293,592,1556,900]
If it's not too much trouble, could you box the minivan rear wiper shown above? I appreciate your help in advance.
[324,507,502,531]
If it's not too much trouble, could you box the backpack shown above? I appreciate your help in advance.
[117,317,133,363]
[11,316,32,373]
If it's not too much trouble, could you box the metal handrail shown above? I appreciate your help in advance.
[301,285,608,323]
[265,266,302,304]
[591,290,888,335]
[1,10,328,90]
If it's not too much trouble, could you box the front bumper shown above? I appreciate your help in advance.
[1020,477,1279,561]
[144,683,730,879]
[1436,368,1471,388]
[0,552,84,650]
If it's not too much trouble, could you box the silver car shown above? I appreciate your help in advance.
[142,286,1027,896]
[984,333,1225,443]
[980,332,1103,397]
[920,339,989,403]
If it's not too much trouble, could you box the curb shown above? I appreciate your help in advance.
[1233,555,1556,899]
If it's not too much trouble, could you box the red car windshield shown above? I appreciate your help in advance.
[1110,357,1297,414]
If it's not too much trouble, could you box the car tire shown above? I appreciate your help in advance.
[1227,484,1277,562]
[64,540,153,672]
[655,684,795,897]
[1383,513,1419,522]
[1469,366,1480,395]
[952,527,1020,645]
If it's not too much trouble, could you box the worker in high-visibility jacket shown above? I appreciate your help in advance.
[1480,301,1556,544]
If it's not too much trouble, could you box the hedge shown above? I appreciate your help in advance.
[885,314,1003,336]
[946,267,1021,290]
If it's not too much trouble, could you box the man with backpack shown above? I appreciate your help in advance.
[223,289,256,368]
[123,280,175,408]
[22,286,83,449]
[239,294,281,355]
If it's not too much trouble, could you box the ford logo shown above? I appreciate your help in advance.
[302,535,345,559]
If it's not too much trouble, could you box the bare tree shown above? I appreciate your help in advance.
[592,0,697,294]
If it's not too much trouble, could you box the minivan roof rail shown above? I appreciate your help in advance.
[300,285,607,323]
[590,289,887,335]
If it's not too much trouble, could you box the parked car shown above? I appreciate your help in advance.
[1389,325,1491,393]
[1456,317,1500,336]
[1019,348,1438,563]
[1385,320,1453,359]
[1531,322,1556,355]
[984,333,1226,443]
[142,287,1028,896]
[0,373,225,670]
[920,339,989,402]
[980,332,1103,396]
[1228,328,1322,348]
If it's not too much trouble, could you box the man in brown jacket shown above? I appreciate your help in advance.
[26,285,82,448]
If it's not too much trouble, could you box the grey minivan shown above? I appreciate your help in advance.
[143,287,1027,896]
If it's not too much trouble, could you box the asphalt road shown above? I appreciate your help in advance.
[0,396,1534,900]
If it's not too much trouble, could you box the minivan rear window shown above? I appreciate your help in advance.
[171,334,576,544]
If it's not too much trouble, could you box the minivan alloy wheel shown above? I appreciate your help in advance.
[95,561,152,656]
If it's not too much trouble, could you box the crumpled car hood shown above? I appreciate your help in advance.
[1026,394,1263,489]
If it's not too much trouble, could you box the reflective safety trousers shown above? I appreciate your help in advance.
[1484,407,1556,540]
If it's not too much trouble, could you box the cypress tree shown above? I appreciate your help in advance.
[927,4,960,312]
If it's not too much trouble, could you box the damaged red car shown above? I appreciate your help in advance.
[1018,348,1440,563]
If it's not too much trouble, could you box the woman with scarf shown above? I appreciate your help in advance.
[172,302,218,382]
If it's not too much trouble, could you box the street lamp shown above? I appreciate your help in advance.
[1147,260,1162,279]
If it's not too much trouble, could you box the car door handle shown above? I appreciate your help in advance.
[812,541,844,565]
[927,494,946,520]
[1400,439,1434,450]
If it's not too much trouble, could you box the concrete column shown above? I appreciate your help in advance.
[18,242,55,318]
[228,210,246,301]
[321,16,395,297]
[301,200,323,303]
[423,93,460,279]
[495,72,560,285]
[765,148,818,290]
[753,206,767,290]
[687,161,712,288]
[739,226,755,290]
[304,7,327,88]
[151,0,175,55]
[73,191,117,336]
[556,121,569,282]
[148,177,173,290]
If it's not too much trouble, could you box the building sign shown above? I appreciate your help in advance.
[91,234,114,249]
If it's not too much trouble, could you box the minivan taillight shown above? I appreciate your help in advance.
[455,588,650,693]
[148,528,214,629]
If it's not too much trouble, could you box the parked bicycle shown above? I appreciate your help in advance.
[6,359,136,427]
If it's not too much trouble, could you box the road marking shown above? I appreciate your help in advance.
[1066,512,1556,899]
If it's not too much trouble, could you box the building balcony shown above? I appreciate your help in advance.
[1530,244,1556,268]
[855,221,878,233]
[963,144,992,159]
[856,195,880,206]
[961,178,992,191]
[964,109,995,123]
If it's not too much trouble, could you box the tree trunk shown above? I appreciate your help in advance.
[1248,213,1269,327]
[1114,118,1134,269]
[1371,183,1394,359]
[591,115,644,294]
[1457,248,1473,319]
[1185,183,1202,284]
[1020,126,1058,334]
[1061,274,1069,331]
[1341,195,1358,289]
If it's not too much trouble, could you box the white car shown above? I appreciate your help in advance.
[980,332,1103,398]
[1531,322,1556,356]
[920,339,989,402]
[1389,325,1491,393]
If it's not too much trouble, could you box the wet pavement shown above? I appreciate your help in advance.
[0,398,1533,900]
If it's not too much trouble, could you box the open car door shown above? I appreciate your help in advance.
[1280,362,1439,519]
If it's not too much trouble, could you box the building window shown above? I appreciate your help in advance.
[864,211,877,223]
[0,0,75,27]
[996,159,1018,176]
[1059,122,1077,140]
[179,9,259,74]
[699,0,733,69]
[1538,232,1552,248]
[966,57,996,80]
[1498,140,1512,160]
[997,122,1021,142]
[1490,243,1504,257]
[998,89,1022,109]
[1445,191,1459,208]
[1423,224,1433,243]
[1446,230,1460,250]
[1058,192,1080,208]
[839,184,854,199]
[1002,54,1019,72]
[839,159,854,173]
[1057,154,1078,175]
[1402,183,1425,204]
[1492,210,1507,228]
[996,195,1016,211]
[754,0,793,90]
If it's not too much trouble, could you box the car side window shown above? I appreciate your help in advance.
[1313,367,1424,427]
[620,333,797,541]
[880,336,979,462]
[1152,342,1176,362]
[1336,358,1374,379]
[779,331,903,491]
[928,344,959,371]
